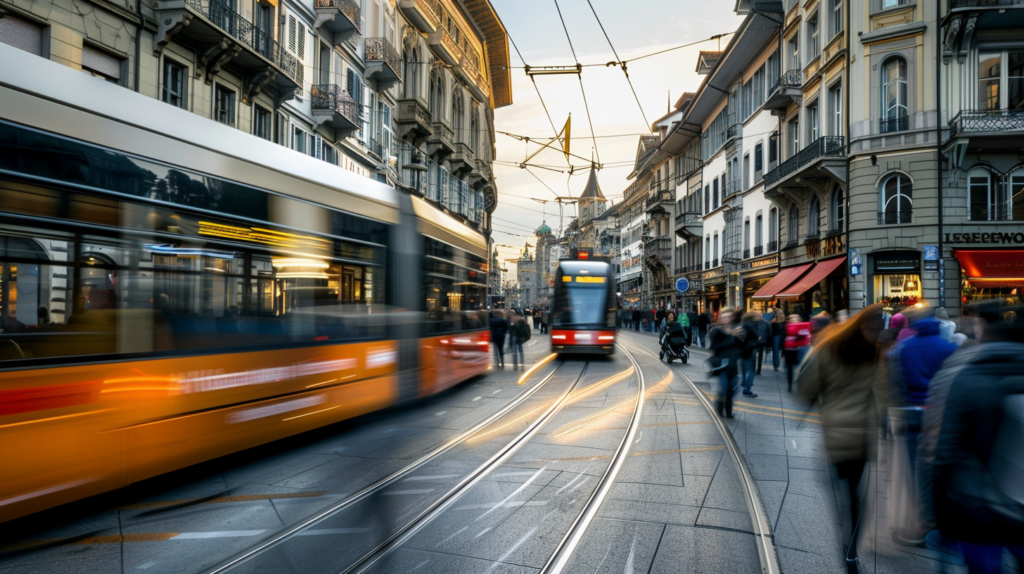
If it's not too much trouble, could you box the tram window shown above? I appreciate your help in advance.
[422,238,487,335]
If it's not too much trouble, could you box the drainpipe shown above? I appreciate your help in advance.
[134,0,143,93]
[845,0,851,310]
[936,0,944,312]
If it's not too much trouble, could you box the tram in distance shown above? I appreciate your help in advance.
[0,44,491,523]
[550,257,617,355]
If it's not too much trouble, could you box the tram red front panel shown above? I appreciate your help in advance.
[550,330,615,347]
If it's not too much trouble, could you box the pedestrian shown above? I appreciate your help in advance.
[510,312,530,369]
[740,312,760,397]
[933,307,956,342]
[697,310,710,348]
[769,309,783,371]
[541,307,550,334]
[709,309,746,418]
[533,308,541,331]
[933,313,1024,572]
[784,314,811,392]
[687,307,699,344]
[798,304,888,555]
[489,310,509,368]
[656,306,666,333]
[676,308,690,345]
[893,315,958,407]
[754,311,772,375]
[632,307,641,332]
[889,312,917,344]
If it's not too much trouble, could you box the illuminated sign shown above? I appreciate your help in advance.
[574,276,606,284]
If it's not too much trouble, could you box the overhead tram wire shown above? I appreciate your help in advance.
[506,32,736,70]
[584,0,649,129]
[507,35,563,154]
[552,0,600,167]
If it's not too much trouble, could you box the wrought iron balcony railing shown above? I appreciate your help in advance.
[754,245,764,256]
[369,137,385,161]
[768,240,778,252]
[364,37,402,80]
[310,84,359,125]
[712,258,720,267]
[949,109,1024,137]
[774,69,803,91]
[878,210,912,225]
[949,0,1024,9]
[764,136,845,189]
[880,114,909,134]
[186,0,302,85]
[725,178,741,198]
[827,220,844,236]
[743,249,750,259]
[315,0,361,34]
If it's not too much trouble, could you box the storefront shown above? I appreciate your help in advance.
[771,256,848,318]
[741,254,779,313]
[952,250,1024,311]
[704,279,726,319]
[870,250,922,308]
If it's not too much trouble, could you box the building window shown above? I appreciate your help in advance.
[807,195,820,237]
[829,83,843,136]
[978,51,1024,111]
[830,186,844,233]
[807,102,819,141]
[0,15,43,56]
[880,174,913,224]
[769,132,778,164]
[704,185,710,214]
[713,233,719,264]
[807,11,820,59]
[787,207,799,243]
[968,167,1008,221]
[754,142,763,175]
[743,218,750,255]
[214,84,236,127]
[769,208,778,249]
[881,58,908,133]
[755,214,763,250]
[831,0,843,37]
[712,178,719,208]
[82,45,124,85]
[705,235,710,266]
[162,59,187,109]
[789,118,800,156]
[253,105,272,140]
[743,154,750,189]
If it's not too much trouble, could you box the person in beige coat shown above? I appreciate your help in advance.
[798,303,887,535]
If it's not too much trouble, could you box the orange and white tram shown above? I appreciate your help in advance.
[0,45,489,523]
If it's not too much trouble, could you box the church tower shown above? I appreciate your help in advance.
[578,165,606,224]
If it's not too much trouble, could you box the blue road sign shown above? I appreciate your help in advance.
[675,277,690,293]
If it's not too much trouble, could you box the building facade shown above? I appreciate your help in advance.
[0,0,509,239]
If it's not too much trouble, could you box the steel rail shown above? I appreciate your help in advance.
[619,332,782,574]
[345,361,592,574]
[541,344,646,574]
[206,358,565,574]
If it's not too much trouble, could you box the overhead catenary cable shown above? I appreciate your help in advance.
[584,0,649,129]
[552,0,600,167]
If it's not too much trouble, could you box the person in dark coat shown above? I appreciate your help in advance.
[769,309,784,371]
[739,313,761,397]
[655,307,666,332]
[489,310,509,368]
[892,317,958,406]
[933,321,1024,571]
[631,308,641,332]
[709,310,747,418]
[754,312,772,375]
[686,308,699,343]
[697,311,711,348]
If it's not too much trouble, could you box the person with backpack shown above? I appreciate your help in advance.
[709,310,747,418]
[510,313,531,369]
[489,310,509,368]
[754,312,772,375]
[933,316,1024,572]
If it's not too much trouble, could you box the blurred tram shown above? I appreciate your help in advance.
[550,257,616,355]
[0,45,490,523]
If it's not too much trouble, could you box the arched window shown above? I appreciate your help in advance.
[755,214,763,252]
[787,206,799,243]
[705,234,711,267]
[768,208,778,250]
[830,186,844,233]
[743,218,750,257]
[807,196,820,237]
[880,173,913,224]
[451,89,463,139]
[428,70,444,119]
[968,167,1008,221]
[403,48,419,100]
[881,57,908,133]
[470,104,479,152]
[713,232,719,265]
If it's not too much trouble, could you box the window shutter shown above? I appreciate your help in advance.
[82,45,122,80]
[288,15,297,53]
[297,23,305,61]
[0,15,43,56]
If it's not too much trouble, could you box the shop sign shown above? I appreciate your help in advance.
[749,255,779,269]
[924,245,939,260]
[849,249,862,275]
[944,232,1024,245]
[822,235,845,257]
[874,252,921,273]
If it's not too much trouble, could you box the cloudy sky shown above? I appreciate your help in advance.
[488,0,742,275]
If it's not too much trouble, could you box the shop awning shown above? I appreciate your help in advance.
[751,263,813,299]
[954,250,1024,287]
[776,257,848,298]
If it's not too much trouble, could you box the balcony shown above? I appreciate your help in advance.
[827,220,844,236]
[724,178,741,198]
[154,0,302,101]
[645,189,674,213]
[764,136,846,195]
[784,239,799,250]
[364,37,402,90]
[427,27,462,66]
[880,114,909,134]
[948,109,1024,149]
[805,230,821,242]
[314,0,360,45]
[713,258,720,267]
[643,237,673,270]
[705,262,710,270]
[743,249,750,259]
[878,210,912,225]
[449,142,476,176]
[368,137,386,162]
[399,0,440,34]
[948,0,1024,12]
[427,119,456,159]
[765,70,803,111]
[310,84,359,133]
[456,52,490,102]
[395,98,433,142]
[754,245,764,256]
[768,240,778,252]
[674,211,703,239]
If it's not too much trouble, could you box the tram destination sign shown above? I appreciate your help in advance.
[944,232,1024,245]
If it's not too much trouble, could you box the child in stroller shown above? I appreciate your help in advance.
[659,311,690,364]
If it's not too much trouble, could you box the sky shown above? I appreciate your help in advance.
[488,0,743,278]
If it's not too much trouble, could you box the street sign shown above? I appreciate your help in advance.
[675,277,690,293]
[924,245,939,261]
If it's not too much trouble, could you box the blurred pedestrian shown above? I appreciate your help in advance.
[541,307,550,334]
[740,312,760,397]
[687,307,699,344]
[799,304,887,552]
[754,311,772,375]
[934,307,956,342]
[656,306,666,332]
[489,310,509,368]
[769,309,783,371]
[709,309,746,418]
[510,313,530,369]
[697,310,711,348]
[893,316,958,406]
[632,307,641,332]
[889,312,917,344]
[933,314,1024,572]
[784,314,811,392]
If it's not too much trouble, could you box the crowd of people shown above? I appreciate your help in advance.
[487,307,548,369]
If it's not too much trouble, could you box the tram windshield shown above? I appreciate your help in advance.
[552,262,614,329]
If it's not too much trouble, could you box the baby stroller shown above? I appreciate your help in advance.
[659,322,690,364]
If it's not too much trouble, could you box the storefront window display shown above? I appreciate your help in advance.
[953,250,1024,309]
[744,277,772,312]
[872,251,921,309]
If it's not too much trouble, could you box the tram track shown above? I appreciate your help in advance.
[205,355,565,574]
[617,332,782,574]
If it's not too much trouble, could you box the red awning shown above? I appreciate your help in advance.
[751,263,813,299]
[954,250,1024,281]
[776,257,847,298]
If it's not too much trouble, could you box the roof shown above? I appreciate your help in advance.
[579,166,605,200]
[462,0,513,108]
[535,222,552,236]
[673,92,696,111]
[696,51,722,74]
